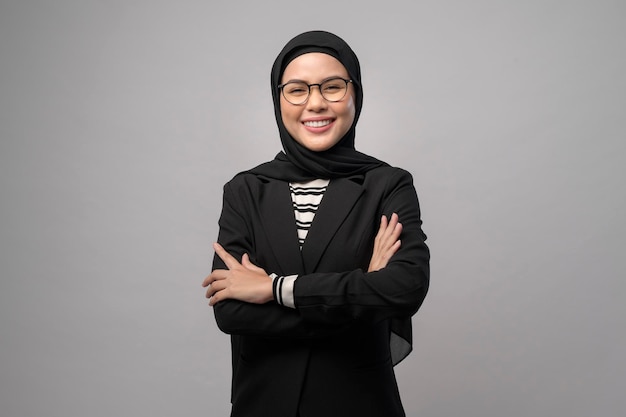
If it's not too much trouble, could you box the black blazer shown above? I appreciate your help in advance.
[212,166,430,417]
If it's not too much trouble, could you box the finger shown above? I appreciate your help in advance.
[388,239,401,256]
[209,289,224,306]
[213,242,241,270]
[202,273,214,287]
[378,213,398,242]
[202,269,228,287]
[205,281,218,298]
[202,274,211,287]
[374,215,388,242]
[386,213,399,235]
[387,214,402,236]
[379,239,401,265]
[209,286,232,306]
[379,222,401,249]
[390,221,403,241]
[378,214,388,233]
[206,279,227,298]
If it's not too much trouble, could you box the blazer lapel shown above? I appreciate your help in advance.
[258,179,304,275]
[301,175,365,274]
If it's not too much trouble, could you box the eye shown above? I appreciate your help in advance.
[285,83,308,96]
[322,79,345,92]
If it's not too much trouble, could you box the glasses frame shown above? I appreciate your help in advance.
[278,77,353,105]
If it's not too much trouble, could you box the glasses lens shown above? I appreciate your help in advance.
[282,82,309,105]
[320,78,348,102]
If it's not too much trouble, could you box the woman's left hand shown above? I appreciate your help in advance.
[368,213,402,272]
[203,243,273,306]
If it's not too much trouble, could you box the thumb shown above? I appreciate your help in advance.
[242,253,256,269]
[242,253,263,272]
[242,253,250,266]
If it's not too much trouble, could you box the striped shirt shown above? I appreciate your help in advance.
[289,179,330,247]
[271,179,329,309]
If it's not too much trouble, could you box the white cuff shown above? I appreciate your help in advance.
[270,274,298,309]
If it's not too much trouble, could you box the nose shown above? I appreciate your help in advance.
[306,85,327,111]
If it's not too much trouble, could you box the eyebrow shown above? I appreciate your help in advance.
[282,75,348,84]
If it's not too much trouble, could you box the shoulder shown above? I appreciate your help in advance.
[363,166,415,188]
[365,165,413,178]
[221,166,287,202]
[224,165,279,188]
[224,171,263,188]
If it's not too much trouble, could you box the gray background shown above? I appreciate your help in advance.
[1,0,624,416]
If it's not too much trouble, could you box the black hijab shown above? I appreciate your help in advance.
[248,30,388,181]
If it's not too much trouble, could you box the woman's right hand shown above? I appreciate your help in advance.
[368,213,402,272]
[204,243,273,306]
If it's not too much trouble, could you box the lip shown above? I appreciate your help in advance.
[301,117,335,133]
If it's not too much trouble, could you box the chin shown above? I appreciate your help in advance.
[297,135,341,152]
[300,141,336,152]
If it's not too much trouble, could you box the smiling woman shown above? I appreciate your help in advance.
[202,30,430,417]
[279,53,356,152]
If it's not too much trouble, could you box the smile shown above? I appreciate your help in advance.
[303,119,332,128]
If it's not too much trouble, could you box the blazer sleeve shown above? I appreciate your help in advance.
[212,169,429,336]
[293,168,430,326]
[212,181,349,339]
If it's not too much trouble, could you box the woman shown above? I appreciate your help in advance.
[203,30,430,417]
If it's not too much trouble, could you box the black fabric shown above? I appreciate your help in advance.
[247,30,388,181]
[212,31,429,416]
[213,166,430,417]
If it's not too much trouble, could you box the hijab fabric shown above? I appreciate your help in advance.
[248,30,388,181]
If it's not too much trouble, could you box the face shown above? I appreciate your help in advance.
[280,53,356,152]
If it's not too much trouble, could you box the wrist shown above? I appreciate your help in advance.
[263,277,273,303]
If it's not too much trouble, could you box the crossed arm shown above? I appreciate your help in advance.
[202,213,403,306]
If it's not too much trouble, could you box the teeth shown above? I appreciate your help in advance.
[304,120,331,128]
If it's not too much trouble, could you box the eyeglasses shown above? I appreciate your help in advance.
[278,77,353,105]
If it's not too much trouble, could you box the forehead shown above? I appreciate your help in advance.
[281,52,348,82]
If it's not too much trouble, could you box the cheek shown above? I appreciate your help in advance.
[279,101,302,139]
[347,99,356,120]
[343,92,356,118]
[340,98,356,128]
[279,102,293,125]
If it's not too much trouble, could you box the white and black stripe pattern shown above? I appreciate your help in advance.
[270,273,297,308]
[268,179,329,310]
[271,273,284,304]
[289,179,330,247]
